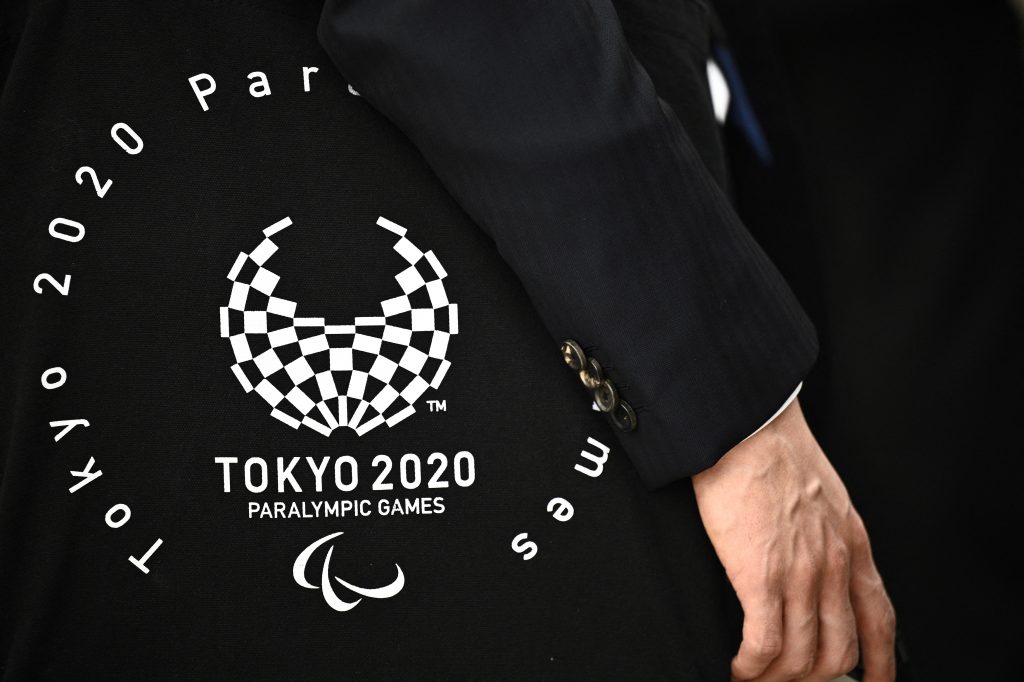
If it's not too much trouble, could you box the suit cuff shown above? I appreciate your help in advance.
[743,382,802,442]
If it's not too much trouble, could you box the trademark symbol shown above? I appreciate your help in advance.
[427,399,447,413]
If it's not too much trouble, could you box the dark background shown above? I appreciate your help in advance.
[716,1,1024,679]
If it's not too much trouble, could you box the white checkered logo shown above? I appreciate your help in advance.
[219,216,458,436]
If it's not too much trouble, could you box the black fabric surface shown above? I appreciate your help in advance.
[0,0,746,679]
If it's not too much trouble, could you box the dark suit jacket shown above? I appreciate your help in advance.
[318,0,819,487]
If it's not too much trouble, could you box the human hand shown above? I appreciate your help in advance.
[692,400,896,682]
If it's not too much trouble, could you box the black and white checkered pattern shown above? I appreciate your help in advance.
[220,216,458,436]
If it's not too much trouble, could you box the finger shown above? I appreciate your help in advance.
[800,546,858,682]
[747,594,819,682]
[851,568,896,682]
[849,527,896,682]
[731,591,785,680]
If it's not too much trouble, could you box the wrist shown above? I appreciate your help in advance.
[692,397,805,490]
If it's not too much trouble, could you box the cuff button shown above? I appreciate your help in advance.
[609,400,637,432]
[593,379,619,413]
[560,339,587,372]
[579,357,604,390]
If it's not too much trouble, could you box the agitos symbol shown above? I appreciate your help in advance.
[292,531,405,612]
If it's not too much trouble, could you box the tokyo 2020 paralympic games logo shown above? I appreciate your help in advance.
[219,215,459,436]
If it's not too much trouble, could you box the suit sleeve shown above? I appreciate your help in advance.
[317,0,818,488]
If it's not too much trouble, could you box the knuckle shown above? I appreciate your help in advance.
[793,656,816,677]
[822,639,860,676]
[780,655,815,677]
[750,635,783,661]
[826,544,850,572]
[761,562,784,592]
[866,607,896,643]
[731,659,764,682]
[838,643,860,673]
[792,557,819,589]
[739,573,772,601]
